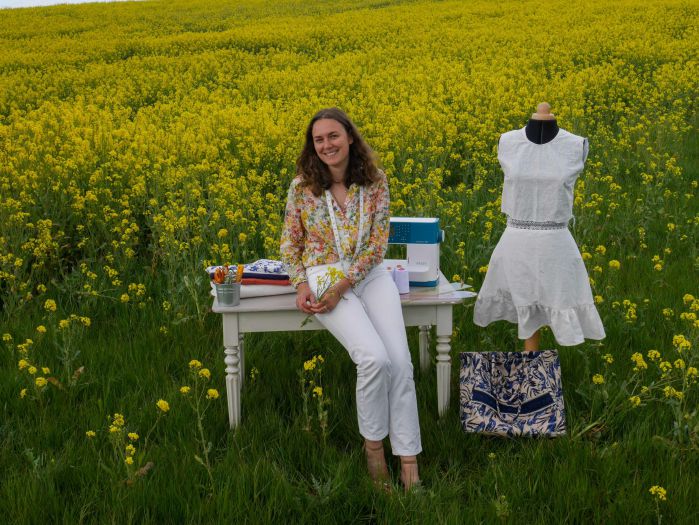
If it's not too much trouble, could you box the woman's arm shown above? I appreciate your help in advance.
[345,172,390,287]
[280,179,320,314]
[280,179,309,289]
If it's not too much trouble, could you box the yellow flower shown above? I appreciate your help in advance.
[666,223,675,231]
[128,432,139,441]
[630,353,647,371]
[592,374,605,385]
[581,252,592,261]
[113,413,125,427]
[125,456,134,466]
[594,295,604,304]
[28,366,37,375]
[37,284,47,293]
[120,293,130,303]
[198,368,211,380]
[303,359,316,371]
[156,399,170,413]
[608,260,620,270]
[180,386,191,394]
[41,367,50,374]
[20,388,27,399]
[217,228,229,239]
[206,388,219,400]
[189,359,202,369]
[80,317,91,327]
[595,245,606,255]
[238,232,247,243]
[683,294,695,305]
[672,334,691,352]
[452,274,462,282]
[654,263,663,271]
[58,319,70,330]
[18,359,29,370]
[44,299,57,312]
[109,425,120,434]
[629,396,641,407]
[312,386,323,397]
[663,386,681,399]
[673,359,685,369]
[662,308,673,318]
[86,430,96,438]
[125,444,136,456]
[478,265,488,274]
[35,377,48,388]
[36,325,47,334]
[647,349,661,361]
[649,486,667,501]
[602,354,613,364]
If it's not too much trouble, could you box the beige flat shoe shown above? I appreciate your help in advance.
[364,441,391,492]
[400,457,421,492]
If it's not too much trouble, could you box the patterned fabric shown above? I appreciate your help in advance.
[280,171,390,288]
[506,218,568,230]
[244,259,287,275]
[459,350,567,437]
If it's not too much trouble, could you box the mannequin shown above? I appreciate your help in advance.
[525,102,555,351]
[524,102,559,145]
[473,102,605,350]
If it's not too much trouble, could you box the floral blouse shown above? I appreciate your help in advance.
[280,170,390,289]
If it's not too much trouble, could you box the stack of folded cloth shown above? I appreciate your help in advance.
[241,259,290,286]
[206,259,295,299]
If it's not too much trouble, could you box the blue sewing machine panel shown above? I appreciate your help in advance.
[388,218,441,244]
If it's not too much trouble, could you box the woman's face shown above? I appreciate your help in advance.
[311,118,353,172]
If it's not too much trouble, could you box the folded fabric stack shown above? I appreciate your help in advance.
[241,258,290,286]
[206,259,295,299]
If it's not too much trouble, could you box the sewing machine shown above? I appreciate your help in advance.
[385,217,443,287]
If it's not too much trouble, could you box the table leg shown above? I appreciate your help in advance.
[239,334,245,387]
[436,306,453,417]
[419,325,430,372]
[223,314,241,429]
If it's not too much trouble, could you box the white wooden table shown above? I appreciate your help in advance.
[212,273,476,429]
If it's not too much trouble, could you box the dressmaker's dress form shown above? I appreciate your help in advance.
[473,127,605,346]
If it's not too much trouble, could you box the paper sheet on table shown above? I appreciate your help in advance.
[210,281,295,299]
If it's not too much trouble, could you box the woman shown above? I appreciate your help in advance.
[280,108,421,490]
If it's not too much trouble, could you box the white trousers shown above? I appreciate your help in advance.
[306,263,422,456]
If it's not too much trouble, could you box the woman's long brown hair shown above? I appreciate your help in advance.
[296,108,380,196]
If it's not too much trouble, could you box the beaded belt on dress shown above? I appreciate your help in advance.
[507,218,568,230]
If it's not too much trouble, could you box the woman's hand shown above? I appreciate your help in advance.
[310,278,351,314]
[295,282,317,314]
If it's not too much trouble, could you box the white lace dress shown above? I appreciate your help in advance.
[473,127,605,346]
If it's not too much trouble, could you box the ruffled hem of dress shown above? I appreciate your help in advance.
[473,294,606,346]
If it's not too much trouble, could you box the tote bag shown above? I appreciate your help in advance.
[459,350,567,437]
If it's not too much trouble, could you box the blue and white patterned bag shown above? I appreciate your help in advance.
[459,350,567,437]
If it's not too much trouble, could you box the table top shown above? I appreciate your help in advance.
[212,272,477,314]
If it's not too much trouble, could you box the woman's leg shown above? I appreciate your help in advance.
[307,265,392,443]
[358,272,422,458]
